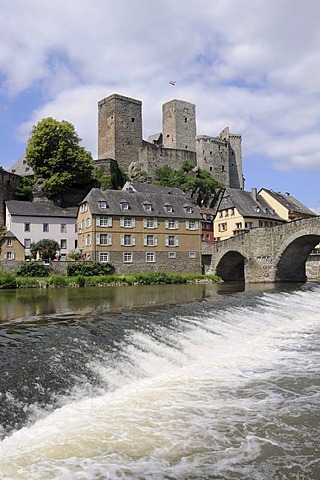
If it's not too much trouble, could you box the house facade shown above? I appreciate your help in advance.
[5,201,78,259]
[77,188,202,274]
[0,231,25,261]
[214,187,285,242]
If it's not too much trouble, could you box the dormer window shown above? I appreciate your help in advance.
[120,200,129,210]
[184,204,193,214]
[98,201,107,209]
[164,202,173,213]
[143,201,152,212]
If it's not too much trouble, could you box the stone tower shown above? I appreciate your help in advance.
[162,99,196,152]
[98,94,142,172]
[219,127,243,190]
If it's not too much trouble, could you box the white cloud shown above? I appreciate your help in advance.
[1,0,320,175]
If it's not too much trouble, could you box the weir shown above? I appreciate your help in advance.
[209,216,320,283]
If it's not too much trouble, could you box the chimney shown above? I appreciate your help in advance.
[251,188,257,202]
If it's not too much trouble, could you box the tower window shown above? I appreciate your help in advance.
[184,118,187,123]
[132,118,135,122]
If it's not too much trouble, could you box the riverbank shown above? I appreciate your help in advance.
[0,270,221,289]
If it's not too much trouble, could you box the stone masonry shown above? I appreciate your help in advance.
[97,93,243,189]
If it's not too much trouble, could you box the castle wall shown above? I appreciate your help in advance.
[98,94,142,172]
[0,170,20,228]
[162,100,196,152]
[138,141,196,177]
[219,127,243,189]
[196,136,230,186]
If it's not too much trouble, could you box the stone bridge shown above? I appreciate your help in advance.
[208,216,320,283]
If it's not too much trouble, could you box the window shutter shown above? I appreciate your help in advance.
[96,233,100,245]
[12,253,15,259]
[143,219,147,228]
[154,219,158,228]
[175,237,179,247]
[120,217,124,227]
[108,217,113,227]
[154,235,158,246]
[108,234,112,246]
[175,220,179,229]
[132,235,136,246]
[120,234,124,246]
[195,221,199,230]
[185,220,189,229]
[143,235,147,246]
[165,235,169,246]
[132,218,136,227]
[96,216,100,226]
[165,220,169,229]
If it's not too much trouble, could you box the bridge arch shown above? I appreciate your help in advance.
[215,249,248,281]
[274,231,320,282]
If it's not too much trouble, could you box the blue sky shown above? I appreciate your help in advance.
[1,0,319,212]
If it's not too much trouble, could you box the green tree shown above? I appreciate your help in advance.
[25,117,94,199]
[14,176,35,201]
[94,164,128,190]
[30,239,60,260]
[155,161,223,206]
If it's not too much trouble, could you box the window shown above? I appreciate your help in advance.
[189,252,196,259]
[98,201,107,209]
[245,222,253,229]
[81,203,88,212]
[5,252,14,260]
[86,218,91,228]
[218,223,227,232]
[143,202,152,212]
[186,220,198,230]
[24,223,30,232]
[98,216,112,227]
[230,208,235,216]
[61,224,67,233]
[184,206,193,214]
[24,239,31,248]
[60,239,67,249]
[99,252,109,263]
[98,234,112,246]
[120,201,129,210]
[144,218,157,228]
[121,234,135,246]
[235,222,242,229]
[164,203,173,213]
[43,223,49,232]
[165,219,178,229]
[123,252,133,263]
[168,252,176,259]
[143,235,157,246]
[121,217,135,228]
[7,238,12,247]
[85,234,91,246]
[146,252,155,263]
[165,235,179,247]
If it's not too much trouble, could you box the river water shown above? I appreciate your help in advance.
[0,282,319,480]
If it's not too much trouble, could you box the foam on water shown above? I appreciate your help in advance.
[0,286,319,479]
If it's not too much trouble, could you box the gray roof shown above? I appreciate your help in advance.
[8,156,34,176]
[81,188,201,220]
[260,189,316,216]
[122,181,185,196]
[219,188,285,221]
[6,201,77,218]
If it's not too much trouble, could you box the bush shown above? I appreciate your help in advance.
[67,262,115,277]
[0,271,17,289]
[76,275,85,287]
[16,262,50,277]
[49,274,66,287]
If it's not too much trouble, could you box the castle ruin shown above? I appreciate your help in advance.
[97,93,244,189]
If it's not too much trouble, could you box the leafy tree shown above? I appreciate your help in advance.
[25,117,94,199]
[155,161,223,206]
[94,164,128,190]
[14,176,35,201]
[30,239,60,260]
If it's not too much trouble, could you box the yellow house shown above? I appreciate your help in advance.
[258,188,317,221]
[0,231,25,261]
[77,188,202,274]
[214,187,285,242]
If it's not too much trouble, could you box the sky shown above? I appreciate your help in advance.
[0,0,319,212]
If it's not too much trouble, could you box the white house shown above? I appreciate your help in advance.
[5,201,78,259]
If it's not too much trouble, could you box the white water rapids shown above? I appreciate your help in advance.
[0,285,319,479]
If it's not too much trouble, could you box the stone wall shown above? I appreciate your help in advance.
[0,170,21,227]
[196,136,230,186]
[162,99,196,151]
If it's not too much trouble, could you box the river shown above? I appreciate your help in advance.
[0,282,319,479]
